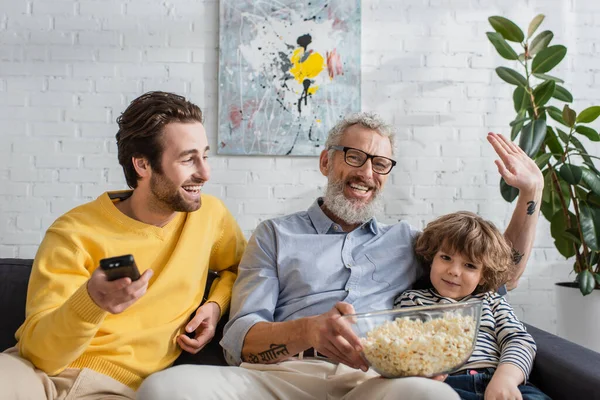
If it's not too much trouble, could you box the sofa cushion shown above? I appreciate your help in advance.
[0,258,32,351]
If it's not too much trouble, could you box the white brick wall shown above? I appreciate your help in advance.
[1,0,599,333]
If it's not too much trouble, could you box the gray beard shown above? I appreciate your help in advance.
[322,178,383,225]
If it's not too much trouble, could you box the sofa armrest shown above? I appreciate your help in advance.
[526,323,600,400]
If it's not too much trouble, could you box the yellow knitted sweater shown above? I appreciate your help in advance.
[16,191,246,389]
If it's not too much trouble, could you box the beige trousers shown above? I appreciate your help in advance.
[0,347,136,400]
[137,359,460,400]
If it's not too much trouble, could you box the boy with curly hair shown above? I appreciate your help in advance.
[394,211,550,400]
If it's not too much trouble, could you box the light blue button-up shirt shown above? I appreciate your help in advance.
[220,198,422,364]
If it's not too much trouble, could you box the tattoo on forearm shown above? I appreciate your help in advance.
[512,248,524,265]
[250,344,289,363]
[246,353,259,363]
[526,201,536,215]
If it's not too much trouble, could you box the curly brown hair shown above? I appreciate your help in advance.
[414,211,514,293]
[116,91,204,188]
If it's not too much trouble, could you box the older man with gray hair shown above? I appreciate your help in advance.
[138,112,543,399]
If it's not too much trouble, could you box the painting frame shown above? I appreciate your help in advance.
[217,0,362,156]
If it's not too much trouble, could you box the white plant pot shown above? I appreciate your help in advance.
[555,283,600,353]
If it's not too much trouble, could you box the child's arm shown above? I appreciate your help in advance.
[492,295,537,383]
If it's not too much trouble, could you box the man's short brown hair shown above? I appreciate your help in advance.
[115,91,204,188]
[414,211,513,293]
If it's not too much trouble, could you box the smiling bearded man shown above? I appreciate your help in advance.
[320,114,391,230]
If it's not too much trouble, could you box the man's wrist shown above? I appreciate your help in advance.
[300,316,314,347]
[519,185,543,201]
[205,301,221,317]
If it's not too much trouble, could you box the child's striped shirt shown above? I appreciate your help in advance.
[394,289,536,379]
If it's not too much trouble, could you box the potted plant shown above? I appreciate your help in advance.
[485,14,600,350]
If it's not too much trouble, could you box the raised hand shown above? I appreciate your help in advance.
[487,132,544,193]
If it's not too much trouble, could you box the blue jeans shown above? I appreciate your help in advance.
[445,371,551,400]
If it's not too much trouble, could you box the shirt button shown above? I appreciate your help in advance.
[333,225,339,231]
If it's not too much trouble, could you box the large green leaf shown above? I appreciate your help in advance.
[519,119,547,157]
[576,106,600,124]
[570,136,600,174]
[544,127,564,159]
[486,32,519,60]
[582,168,600,197]
[511,119,525,141]
[541,169,571,220]
[575,185,590,200]
[513,87,527,113]
[556,128,570,143]
[500,177,519,202]
[588,194,600,208]
[580,202,600,251]
[562,228,582,246]
[534,153,553,169]
[489,16,525,42]
[533,72,563,83]
[559,163,582,184]
[532,45,567,74]
[551,209,575,239]
[562,104,576,127]
[575,126,600,142]
[528,14,545,38]
[510,116,529,128]
[541,168,552,203]
[529,31,553,56]
[496,67,528,87]
[546,105,568,126]
[550,210,577,258]
[533,80,555,107]
[552,85,573,102]
[579,270,596,295]
[591,252,600,266]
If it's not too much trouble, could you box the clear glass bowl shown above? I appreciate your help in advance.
[342,301,482,378]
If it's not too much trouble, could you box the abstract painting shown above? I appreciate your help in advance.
[217,0,361,156]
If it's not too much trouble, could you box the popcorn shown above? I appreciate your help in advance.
[360,312,476,377]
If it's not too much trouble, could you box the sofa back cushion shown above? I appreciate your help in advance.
[0,258,32,352]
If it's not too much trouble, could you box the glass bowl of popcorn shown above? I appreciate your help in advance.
[342,301,482,378]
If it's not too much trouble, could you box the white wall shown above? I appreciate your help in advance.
[1,0,599,333]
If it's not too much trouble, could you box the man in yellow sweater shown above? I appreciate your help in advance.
[0,91,247,399]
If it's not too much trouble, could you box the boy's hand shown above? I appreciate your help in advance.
[484,363,525,400]
[484,376,522,400]
[87,267,153,314]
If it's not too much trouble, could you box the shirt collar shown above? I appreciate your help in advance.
[307,198,379,235]
[429,288,478,303]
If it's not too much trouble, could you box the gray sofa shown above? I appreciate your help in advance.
[2,258,599,399]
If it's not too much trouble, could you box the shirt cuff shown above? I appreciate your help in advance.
[220,314,267,365]
[66,283,108,325]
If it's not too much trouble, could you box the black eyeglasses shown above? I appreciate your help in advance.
[328,145,396,175]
